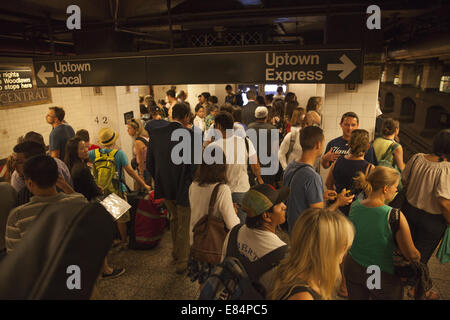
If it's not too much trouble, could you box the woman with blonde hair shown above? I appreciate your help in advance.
[270,208,355,300]
[127,118,151,188]
[278,108,305,169]
[344,166,420,300]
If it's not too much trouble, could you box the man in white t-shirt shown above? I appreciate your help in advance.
[221,183,289,298]
[209,111,263,223]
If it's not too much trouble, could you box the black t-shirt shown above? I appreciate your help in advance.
[145,119,170,135]
[71,162,102,201]
[325,136,378,166]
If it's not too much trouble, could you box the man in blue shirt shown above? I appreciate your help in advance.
[321,112,378,169]
[46,107,75,160]
[284,126,353,233]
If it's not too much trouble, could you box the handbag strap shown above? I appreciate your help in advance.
[207,183,222,217]
[389,208,401,245]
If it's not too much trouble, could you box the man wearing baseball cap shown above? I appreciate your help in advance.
[248,106,280,187]
[220,184,289,297]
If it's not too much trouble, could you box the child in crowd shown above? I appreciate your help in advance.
[205,105,218,131]
[193,105,206,132]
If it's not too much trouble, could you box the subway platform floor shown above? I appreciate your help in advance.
[95,229,450,300]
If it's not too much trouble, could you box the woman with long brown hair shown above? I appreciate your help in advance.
[188,147,240,284]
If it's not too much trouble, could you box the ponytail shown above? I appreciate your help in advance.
[353,171,372,195]
[353,166,400,195]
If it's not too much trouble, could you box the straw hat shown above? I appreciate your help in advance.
[98,128,119,147]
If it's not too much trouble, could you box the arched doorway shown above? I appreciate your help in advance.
[421,105,450,138]
[383,92,395,113]
[400,97,416,123]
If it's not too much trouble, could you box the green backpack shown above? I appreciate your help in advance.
[93,149,120,194]
[378,142,403,190]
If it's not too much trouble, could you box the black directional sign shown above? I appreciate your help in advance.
[146,49,362,84]
[0,67,33,91]
[34,49,362,87]
[33,57,147,87]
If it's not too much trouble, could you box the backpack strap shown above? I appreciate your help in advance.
[94,148,101,161]
[285,163,309,187]
[285,131,297,160]
[225,224,288,282]
[226,224,243,258]
[380,142,397,162]
[244,137,250,165]
[247,245,288,280]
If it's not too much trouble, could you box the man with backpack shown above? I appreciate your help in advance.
[89,128,151,250]
[200,184,289,300]
[208,112,263,224]
[283,126,353,233]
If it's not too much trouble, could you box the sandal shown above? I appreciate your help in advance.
[112,239,122,248]
[407,288,440,300]
[101,267,126,280]
[424,290,440,300]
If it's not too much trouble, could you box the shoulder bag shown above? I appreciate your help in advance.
[191,183,229,265]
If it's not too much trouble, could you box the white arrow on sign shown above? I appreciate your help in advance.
[37,65,54,85]
[327,54,357,80]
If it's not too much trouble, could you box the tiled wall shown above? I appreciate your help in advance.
[288,84,325,109]
[0,87,85,159]
[319,80,380,182]
[0,85,142,181]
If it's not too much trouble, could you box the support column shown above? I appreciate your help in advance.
[420,61,443,92]
[382,64,395,84]
[398,64,416,87]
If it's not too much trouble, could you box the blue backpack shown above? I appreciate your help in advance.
[199,225,287,300]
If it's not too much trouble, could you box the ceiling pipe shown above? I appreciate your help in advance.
[385,32,450,61]
[167,0,174,50]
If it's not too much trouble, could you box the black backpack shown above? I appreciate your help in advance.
[0,202,114,299]
[199,224,287,300]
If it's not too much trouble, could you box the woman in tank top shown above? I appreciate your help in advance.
[127,118,151,188]
[372,118,405,171]
[345,166,420,300]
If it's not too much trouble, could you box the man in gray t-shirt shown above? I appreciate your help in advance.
[46,106,75,160]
